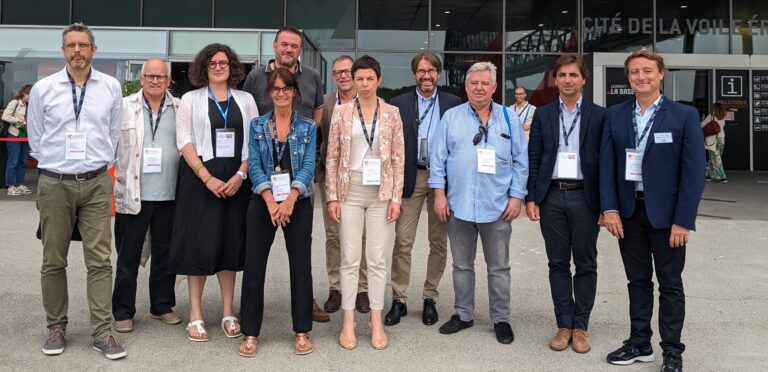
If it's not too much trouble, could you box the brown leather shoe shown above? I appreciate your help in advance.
[150,311,182,325]
[324,290,342,313]
[572,328,591,353]
[549,328,572,351]
[355,292,370,313]
[312,299,330,322]
[113,319,133,333]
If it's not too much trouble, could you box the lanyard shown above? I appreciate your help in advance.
[632,96,664,149]
[558,103,582,147]
[67,69,91,129]
[517,103,531,124]
[143,94,166,144]
[208,87,231,127]
[470,103,493,144]
[415,95,436,126]
[269,112,293,171]
[355,98,379,150]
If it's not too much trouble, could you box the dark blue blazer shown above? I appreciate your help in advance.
[599,97,705,230]
[526,99,606,212]
[390,90,462,198]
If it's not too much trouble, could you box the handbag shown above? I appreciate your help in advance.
[702,115,721,137]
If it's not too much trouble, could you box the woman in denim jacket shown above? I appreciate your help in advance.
[238,67,317,357]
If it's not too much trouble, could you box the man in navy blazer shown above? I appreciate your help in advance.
[526,54,606,354]
[601,50,705,372]
[385,52,462,327]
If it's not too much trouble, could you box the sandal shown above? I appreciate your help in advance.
[294,333,314,355]
[186,320,209,342]
[238,336,258,357]
[221,316,242,338]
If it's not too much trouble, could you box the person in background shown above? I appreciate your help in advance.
[2,84,33,195]
[510,86,536,139]
[702,103,727,183]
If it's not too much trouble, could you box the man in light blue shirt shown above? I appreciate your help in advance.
[428,61,528,344]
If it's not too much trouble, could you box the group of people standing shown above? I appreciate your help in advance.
[27,22,706,372]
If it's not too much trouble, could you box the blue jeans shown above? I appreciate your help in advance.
[5,133,29,186]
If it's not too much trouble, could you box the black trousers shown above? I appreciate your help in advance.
[539,187,599,330]
[112,201,177,320]
[241,194,313,337]
[619,199,686,354]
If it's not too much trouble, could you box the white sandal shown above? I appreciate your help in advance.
[186,320,209,342]
[221,316,242,338]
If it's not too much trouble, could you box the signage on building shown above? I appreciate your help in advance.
[605,67,634,107]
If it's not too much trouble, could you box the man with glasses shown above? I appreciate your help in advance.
[384,52,462,327]
[429,62,528,344]
[242,26,328,322]
[511,86,536,138]
[27,23,126,359]
[111,59,182,334]
[316,55,371,314]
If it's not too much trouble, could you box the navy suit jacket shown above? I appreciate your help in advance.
[526,99,606,212]
[599,97,706,230]
[390,90,462,198]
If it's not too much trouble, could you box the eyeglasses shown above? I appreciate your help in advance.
[208,60,230,70]
[472,125,487,146]
[142,74,168,81]
[63,42,92,50]
[270,86,294,95]
[333,69,352,77]
[416,68,438,76]
[514,92,527,96]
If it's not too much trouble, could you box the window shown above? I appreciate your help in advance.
[732,0,768,55]
[143,0,212,28]
[583,0,653,52]
[288,0,355,49]
[358,0,428,51]
[506,0,578,53]
[431,0,503,51]
[72,0,140,27]
[215,0,282,29]
[655,0,730,54]
[504,54,559,106]
[1,0,69,25]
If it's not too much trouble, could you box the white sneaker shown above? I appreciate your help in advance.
[7,186,21,196]
[17,185,32,194]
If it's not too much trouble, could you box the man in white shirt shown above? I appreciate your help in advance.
[511,86,536,138]
[27,23,126,360]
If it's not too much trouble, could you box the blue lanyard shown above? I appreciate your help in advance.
[67,69,91,128]
[268,112,293,171]
[355,98,379,150]
[143,94,166,144]
[208,87,231,127]
[632,96,664,149]
[517,103,531,124]
[558,103,582,147]
[470,103,493,144]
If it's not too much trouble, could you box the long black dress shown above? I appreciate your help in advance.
[169,98,251,275]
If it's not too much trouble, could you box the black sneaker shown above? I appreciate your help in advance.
[439,315,474,334]
[606,340,654,365]
[93,334,127,360]
[661,351,683,372]
[42,328,66,355]
[493,322,514,344]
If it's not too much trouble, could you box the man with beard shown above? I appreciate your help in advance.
[384,52,462,327]
[242,26,328,322]
[27,23,126,359]
[511,86,536,138]
[316,55,371,314]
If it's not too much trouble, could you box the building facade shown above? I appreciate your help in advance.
[1,0,767,170]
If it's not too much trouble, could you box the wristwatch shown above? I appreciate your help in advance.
[237,170,248,180]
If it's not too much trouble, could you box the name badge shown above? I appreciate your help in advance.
[417,137,429,166]
[362,158,382,185]
[654,132,673,143]
[142,148,162,173]
[65,132,87,160]
[625,149,643,182]
[271,172,291,202]
[215,128,235,158]
[556,152,578,179]
[477,147,496,174]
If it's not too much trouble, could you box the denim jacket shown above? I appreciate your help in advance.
[249,110,317,198]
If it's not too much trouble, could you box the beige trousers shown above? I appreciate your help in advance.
[339,172,391,310]
[391,169,448,302]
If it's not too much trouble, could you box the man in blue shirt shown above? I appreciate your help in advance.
[429,61,528,344]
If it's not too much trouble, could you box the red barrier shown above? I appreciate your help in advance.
[0,137,29,142]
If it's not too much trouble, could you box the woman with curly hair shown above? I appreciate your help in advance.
[169,43,259,342]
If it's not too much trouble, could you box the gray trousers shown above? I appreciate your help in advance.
[448,215,512,323]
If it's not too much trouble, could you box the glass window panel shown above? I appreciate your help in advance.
[732,0,768,55]
[260,32,277,66]
[72,0,140,26]
[1,0,69,25]
[583,0,653,52]
[655,0,730,54]
[442,53,502,102]
[215,0,282,29]
[170,31,259,59]
[504,54,559,107]
[430,0,503,51]
[358,0,428,50]
[288,0,355,49]
[505,0,578,53]
[143,0,211,28]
